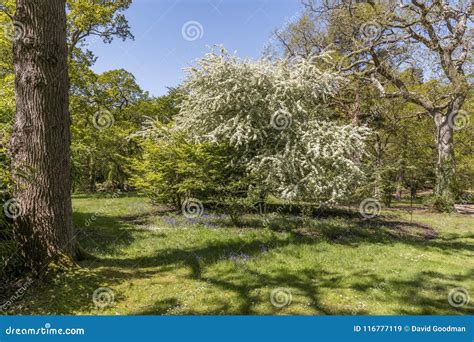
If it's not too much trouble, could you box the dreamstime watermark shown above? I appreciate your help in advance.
[263,206,284,228]
[459,192,473,205]
[359,198,381,219]
[447,110,470,131]
[270,288,292,308]
[270,109,292,131]
[2,21,26,42]
[0,127,7,141]
[359,21,382,44]
[92,109,115,131]
[0,278,33,312]
[3,198,24,219]
[92,287,115,309]
[5,323,85,336]
[181,198,204,219]
[447,287,470,308]
[181,21,204,41]
[84,192,121,227]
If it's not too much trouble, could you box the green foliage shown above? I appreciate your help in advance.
[0,220,20,280]
[70,69,145,192]
[0,0,18,280]
[1,0,137,195]
[131,122,249,211]
[454,97,474,196]
[178,49,370,203]
[0,183,24,280]
[0,0,14,76]
[67,0,133,42]
[0,182,20,280]
[130,134,229,208]
[67,0,133,62]
[432,195,456,213]
[379,168,397,207]
[213,177,262,225]
[355,83,437,202]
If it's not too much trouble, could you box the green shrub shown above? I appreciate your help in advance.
[0,136,23,279]
[433,195,456,213]
[214,180,262,225]
[131,130,246,210]
[0,218,22,279]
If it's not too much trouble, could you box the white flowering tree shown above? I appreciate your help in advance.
[177,48,371,203]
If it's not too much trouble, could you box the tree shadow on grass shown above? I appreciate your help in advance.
[388,270,474,315]
[1,211,141,314]
[89,218,472,315]
[346,270,474,315]
[196,268,355,315]
[10,210,473,315]
[289,216,473,255]
[132,298,181,315]
[73,212,143,255]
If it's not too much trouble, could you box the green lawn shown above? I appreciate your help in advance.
[10,194,474,315]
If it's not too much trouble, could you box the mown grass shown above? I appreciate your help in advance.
[5,194,473,315]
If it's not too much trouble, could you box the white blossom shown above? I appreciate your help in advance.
[177,47,371,202]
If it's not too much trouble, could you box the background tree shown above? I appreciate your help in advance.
[273,0,473,210]
[70,69,144,192]
[67,0,133,59]
[9,0,76,269]
[1,0,135,193]
[176,49,370,204]
[323,0,472,209]
[0,0,135,273]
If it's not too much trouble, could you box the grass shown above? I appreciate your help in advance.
[5,194,473,315]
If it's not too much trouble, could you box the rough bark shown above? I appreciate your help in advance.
[9,0,77,270]
[433,112,455,201]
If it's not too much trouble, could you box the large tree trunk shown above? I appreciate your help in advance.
[433,111,455,205]
[9,0,77,270]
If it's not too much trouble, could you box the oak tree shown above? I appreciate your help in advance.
[9,0,76,269]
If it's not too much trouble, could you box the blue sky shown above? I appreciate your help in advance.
[88,0,303,96]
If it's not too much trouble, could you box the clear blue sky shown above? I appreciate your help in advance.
[88,0,303,96]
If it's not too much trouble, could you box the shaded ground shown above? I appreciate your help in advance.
[2,195,473,315]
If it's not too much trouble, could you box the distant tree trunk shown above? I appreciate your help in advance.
[396,134,407,201]
[175,193,182,212]
[258,190,267,215]
[373,136,383,197]
[433,111,455,202]
[9,0,77,270]
[395,170,404,201]
[88,155,96,192]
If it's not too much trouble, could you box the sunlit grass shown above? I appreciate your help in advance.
[10,195,473,315]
